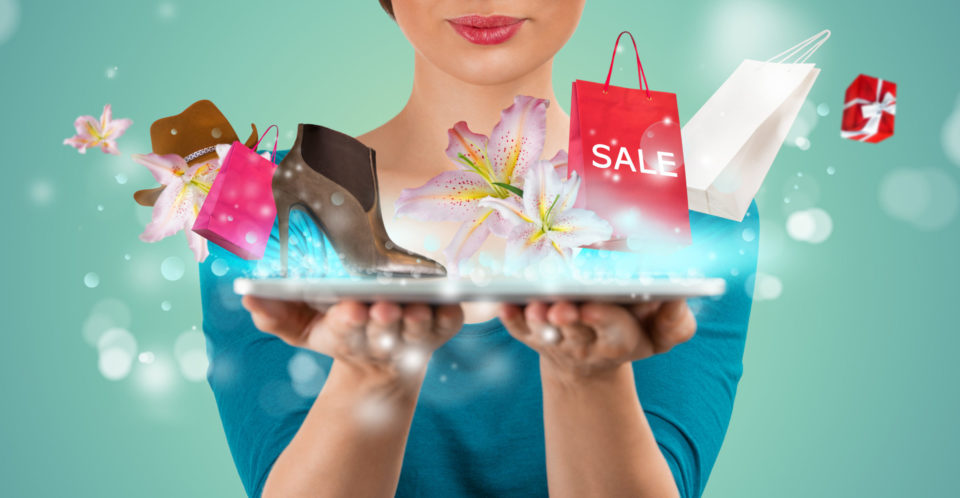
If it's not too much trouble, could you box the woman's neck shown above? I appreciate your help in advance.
[368,52,570,175]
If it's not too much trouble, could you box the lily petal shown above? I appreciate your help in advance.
[101,140,121,155]
[185,226,210,262]
[101,104,113,129]
[190,160,220,188]
[479,197,534,226]
[140,179,190,242]
[132,153,188,185]
[489,95,548,184]
[215,143,233,161]
[445,122,492,176]
[107,118,133,139]
[544,149,569,179]
[504,223,557,267]
[63,136,90,154]
[72,115,98,139]
[521,158,565,223]
[548,208,613,248]
[552,171,581,222]
[486,205,525,238]
[443,208,496,271]
[396,170,496,222]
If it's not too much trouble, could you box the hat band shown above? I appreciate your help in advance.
[184,145,218,163]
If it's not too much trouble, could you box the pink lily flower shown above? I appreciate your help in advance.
[395,95,566,269]
[63,104,132,155]
[479,160,612,267]
[132,153,221,262]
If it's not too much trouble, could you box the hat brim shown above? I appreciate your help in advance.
[133,122,260,207]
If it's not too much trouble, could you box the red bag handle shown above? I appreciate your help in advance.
[253,124,280,164]
[602,31,651,99]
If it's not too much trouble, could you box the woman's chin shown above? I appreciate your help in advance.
[435,52,551,86]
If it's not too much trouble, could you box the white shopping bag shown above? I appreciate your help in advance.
[682,30,830,221]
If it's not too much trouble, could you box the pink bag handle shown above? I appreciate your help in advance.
[253,125,280,164]
[602,31,651,99]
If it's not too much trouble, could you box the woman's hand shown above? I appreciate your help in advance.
[498,300,696,381]
[242,297,464,381]
[502,300,695,498]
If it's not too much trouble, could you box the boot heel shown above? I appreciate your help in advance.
[274,190,293,277]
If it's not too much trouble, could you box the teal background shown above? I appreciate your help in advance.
[2,0,958,496]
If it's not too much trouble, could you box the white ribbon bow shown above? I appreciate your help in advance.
[841,78,896,141]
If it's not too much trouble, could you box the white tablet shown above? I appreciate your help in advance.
[234,276,726,305]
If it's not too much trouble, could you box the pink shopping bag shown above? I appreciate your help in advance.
[193,125,279,260]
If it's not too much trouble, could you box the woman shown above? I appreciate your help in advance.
[200,1,759,496]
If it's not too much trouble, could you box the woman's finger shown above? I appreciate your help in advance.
[628,300,661,322]
[557,323,596,361]
[433,304,465,340]
[525,301,560,346]
[367,301,403,360]
[498,304,533,342]
[649,299,697,354]
[242,296,318,346]
[399,303,433,345]
[545,302,593,360]
[313,300,369,356]
[581,302,642,358]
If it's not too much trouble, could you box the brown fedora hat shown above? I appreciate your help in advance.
[133,100,259,206]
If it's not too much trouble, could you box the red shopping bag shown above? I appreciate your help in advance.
[193,125,279,260]
[569,31,690,251]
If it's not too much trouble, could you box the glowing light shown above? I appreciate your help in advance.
[83,299,131,346]
[134,355,177,394]
[98,349,133,380]
[540,326,560,344]
[174,330,208,382]
[879,168,959,231]
[785,100,819,148]
[211,258,229,276]
[397,347,428,375]
[288,352,326,397]
[156,2,177,20]
[0,0,20,45]
[29,179,54,206]
[160,256,185,281]
[944,95,960,167]
[786,208,833,244]
[747,272,783,301]
[96,328,137,381]
[376,334,396,352]
[83,272,100,288]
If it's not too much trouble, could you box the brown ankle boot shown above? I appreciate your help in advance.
[273,124,446,278]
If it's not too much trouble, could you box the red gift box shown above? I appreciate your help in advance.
[841,74,896,143]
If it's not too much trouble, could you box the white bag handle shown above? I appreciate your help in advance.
[767,30,831,64]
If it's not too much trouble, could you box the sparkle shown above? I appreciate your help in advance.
[83,272,100,288]
[540,326,560,344]
[160,256,185,281]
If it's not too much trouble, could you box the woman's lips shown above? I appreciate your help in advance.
[447,15,525,45]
